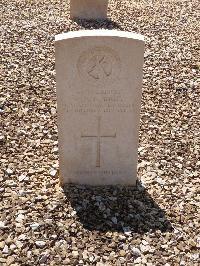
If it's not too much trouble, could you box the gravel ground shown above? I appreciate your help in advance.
[1,0,200,265]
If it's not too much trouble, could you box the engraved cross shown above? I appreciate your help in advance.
[81,116,116,167]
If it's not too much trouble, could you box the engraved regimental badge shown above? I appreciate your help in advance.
[78,46,121,85]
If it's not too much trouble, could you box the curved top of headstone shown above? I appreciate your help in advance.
[55,30,144,42]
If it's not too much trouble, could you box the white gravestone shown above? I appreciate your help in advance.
[70,0,108,20]
[55,30,144,186]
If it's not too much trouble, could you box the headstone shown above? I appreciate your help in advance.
[70,0,108,20]
[55,30,144,186]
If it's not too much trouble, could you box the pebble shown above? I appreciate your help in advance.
[18,174,28,182]
[188,239,196,247]
[10,244,16,250]
[15,240,23,249]
[134,257,142,264]
[2,244,9,254]
[82,251,88,260]
[119,250,126,257]
[131,247,141,257]
[0,241,5,249]
[35,241,46,248]
[72,250,79,258]
[39,253,49,263]
[50,169,57,177]
[6,257,15,265]
[30,223,40,230]
[52,147,59,153]
[6,168,13,175]
[190,253,199,261]
[0,221,8,229]
[0,135,5,142]
[18,234,26,241]
[111,217,118,224]
[140,244,149,253]
[15,214,25,222]
[142,240,149,246]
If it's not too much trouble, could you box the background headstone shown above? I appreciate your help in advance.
[55,30,144,185]
[70,0,108,20]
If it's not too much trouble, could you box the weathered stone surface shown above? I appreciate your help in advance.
[55,30,144,185]
[70,0,108,20]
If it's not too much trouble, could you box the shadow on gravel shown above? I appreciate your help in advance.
[63,182,172,234]
[74,18,124,30]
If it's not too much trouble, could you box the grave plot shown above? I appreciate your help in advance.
[1,0,199,265]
